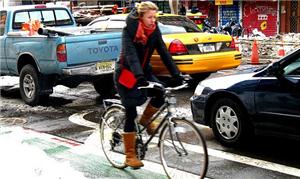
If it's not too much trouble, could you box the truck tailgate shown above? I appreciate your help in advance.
[65,32,121,66]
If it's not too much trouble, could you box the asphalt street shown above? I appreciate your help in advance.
[1,64,300,179]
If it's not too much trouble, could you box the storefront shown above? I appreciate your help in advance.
[219,1,241,26]
[280,0,300,33]
[188,1,218,27]
[184,0,281,36]
[242,1,278,37]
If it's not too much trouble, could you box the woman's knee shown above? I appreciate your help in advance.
[125,106,137,119]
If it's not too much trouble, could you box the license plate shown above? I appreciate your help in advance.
[198,44,215,53]
[96,61,115,73]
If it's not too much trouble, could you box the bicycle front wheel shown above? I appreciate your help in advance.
[100,105,127,169]
[159,118,208,179]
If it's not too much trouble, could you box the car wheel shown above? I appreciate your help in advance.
[210,98,250,147]
[93,76,116,99]
[20,64,47,106]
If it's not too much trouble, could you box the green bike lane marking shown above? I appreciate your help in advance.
[0,126,167,179]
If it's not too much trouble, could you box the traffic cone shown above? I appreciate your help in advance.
[235,36,240,52]
[250,39,259,64]
[277,38,285,57]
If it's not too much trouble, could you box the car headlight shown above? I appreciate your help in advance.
[194,84,205,96]
[194,84,213,96]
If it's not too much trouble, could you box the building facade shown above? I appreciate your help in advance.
[4,0,299,36]
[182,0,299,36]
[280,1,300,33]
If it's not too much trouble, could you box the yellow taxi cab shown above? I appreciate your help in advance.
[88,13,241,81]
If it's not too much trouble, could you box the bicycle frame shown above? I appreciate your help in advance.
[102,81,190,159]
[134,92,188,159]
[135,103,169,148]
[100,80,208,178]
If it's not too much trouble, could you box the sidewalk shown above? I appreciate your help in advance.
[0,126,167,179]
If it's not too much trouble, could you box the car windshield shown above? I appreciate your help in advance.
[283,57,300,76]
[88,15,200,34]
[157,15,201,33]
[158,23,186,34]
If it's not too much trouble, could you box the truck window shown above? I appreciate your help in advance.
[29,11,42,21]
[41,10,55,26]
[13,8,73,29]
[0,11,7,35]
[14,11,30,29]
[54,9,73,25]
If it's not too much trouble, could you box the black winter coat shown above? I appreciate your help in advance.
[114,9,180,107]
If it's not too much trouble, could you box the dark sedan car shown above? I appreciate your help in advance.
[191,48,300,147]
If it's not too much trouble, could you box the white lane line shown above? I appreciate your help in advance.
[69,112,300,178]
[69,112,99,129]
[207,148,300,177]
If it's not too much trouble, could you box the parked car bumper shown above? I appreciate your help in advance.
[62,61,115,76]
[190,95,207,125]
[152,51,241,75]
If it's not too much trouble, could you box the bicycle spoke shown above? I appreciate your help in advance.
[100,105,127,169]
[159,118,208,179]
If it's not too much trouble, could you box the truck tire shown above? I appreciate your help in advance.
[19,64,49,106]
[92,76,116,99]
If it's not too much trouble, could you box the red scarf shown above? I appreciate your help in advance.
[134,21,156,45]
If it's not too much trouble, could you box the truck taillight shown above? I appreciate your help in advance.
[169,39,188,55]
[57,44,67,62]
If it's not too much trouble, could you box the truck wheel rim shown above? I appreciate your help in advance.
[23,74,36,99]
[215,106,239,140]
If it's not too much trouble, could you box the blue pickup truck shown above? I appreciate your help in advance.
[0,4,121,106]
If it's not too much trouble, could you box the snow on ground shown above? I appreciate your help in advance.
[0,127,86,179]
[0,76,98,117]
[0,76,19,87]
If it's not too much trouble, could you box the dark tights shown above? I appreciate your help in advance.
[124,88,164,132]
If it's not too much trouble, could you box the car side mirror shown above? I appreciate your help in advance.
[270,62,300,89]
[269,62,283,78]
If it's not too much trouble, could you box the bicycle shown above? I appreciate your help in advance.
[100,81,208,179]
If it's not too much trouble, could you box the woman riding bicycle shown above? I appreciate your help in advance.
[114,1,183,169]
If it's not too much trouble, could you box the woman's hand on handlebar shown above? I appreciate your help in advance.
[136,75,149,87]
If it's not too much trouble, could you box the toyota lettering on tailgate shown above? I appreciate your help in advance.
[88,46,119,54]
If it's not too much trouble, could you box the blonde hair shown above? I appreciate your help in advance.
[136,1,158,17]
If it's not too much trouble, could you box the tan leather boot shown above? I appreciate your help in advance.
[122,132,144,168]
[139,103,159,135]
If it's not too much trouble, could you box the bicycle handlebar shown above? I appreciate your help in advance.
[138,81,188,92]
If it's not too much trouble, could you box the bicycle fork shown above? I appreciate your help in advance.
[168,119,188,156]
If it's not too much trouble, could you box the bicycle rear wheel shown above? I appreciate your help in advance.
[100,105,127,169]
[159,118,208,179]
